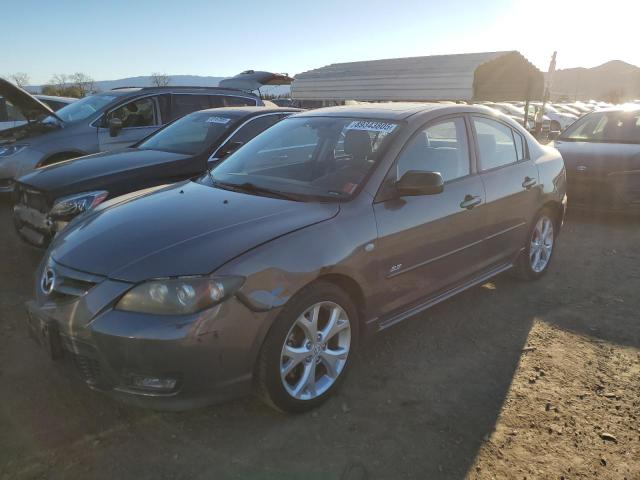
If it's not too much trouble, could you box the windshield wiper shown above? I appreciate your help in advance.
[211,180,300,201]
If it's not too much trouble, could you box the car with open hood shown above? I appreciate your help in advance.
[25,103,566,412]
[13,106,300,247]
[553,106,640,209]
[0,78,262,193]
[0,93,76,131]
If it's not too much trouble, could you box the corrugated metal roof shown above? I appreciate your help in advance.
[292,51,536,101]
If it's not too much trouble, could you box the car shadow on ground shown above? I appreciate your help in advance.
[0,203,638,480]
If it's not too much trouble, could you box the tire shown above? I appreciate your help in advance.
[255,281,358,413]
[513,208,557,280]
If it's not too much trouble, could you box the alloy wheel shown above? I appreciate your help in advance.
[530,216,554,273]
[280,301,351,400]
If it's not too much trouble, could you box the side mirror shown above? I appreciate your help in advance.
[549,120,562,133]
[548,130,561,141]
[216,141,243,158]
[396,170,444,196]
[109,117,123,137]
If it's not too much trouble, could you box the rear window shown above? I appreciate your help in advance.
[560,111,640,143]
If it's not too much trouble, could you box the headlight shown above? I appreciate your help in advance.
[50,190,108,219]
[0,144,28,157]
[116,276,245,315]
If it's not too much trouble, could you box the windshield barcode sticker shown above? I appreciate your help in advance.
[346,121,397,134]
[206,116,231,124]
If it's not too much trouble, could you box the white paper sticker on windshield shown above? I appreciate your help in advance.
[346,120,397,134]
[206,116,231,124]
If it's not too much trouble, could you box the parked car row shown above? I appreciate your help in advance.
[0,78,263,192]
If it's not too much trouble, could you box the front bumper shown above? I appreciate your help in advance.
[25,261,273,411]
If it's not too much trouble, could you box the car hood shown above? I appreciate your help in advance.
[49,181,340,282]
[0,78,60,122]
[17,149,190,200]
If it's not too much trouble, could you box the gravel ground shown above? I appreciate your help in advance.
[0,200,638,480]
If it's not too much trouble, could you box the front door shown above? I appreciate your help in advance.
[98,96,162,151]
[471,116,540,266]
[372,116,488,317]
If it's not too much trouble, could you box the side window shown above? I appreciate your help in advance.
[109,97,158,128]
[224,115,284,145]
[513,130,526,160]
[473,117,518,170]
[169,94,212,121]
[222,96,258,107]
[396,117,470,182]
[5,99,26,121]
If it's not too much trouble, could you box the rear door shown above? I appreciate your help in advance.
[471,115,540,266]
[372,116,488,317]
[98,95,163,151]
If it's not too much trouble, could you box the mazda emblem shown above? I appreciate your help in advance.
[41,268,56,295]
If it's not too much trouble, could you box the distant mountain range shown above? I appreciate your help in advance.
[30,75,291,97]
[27,60,640,102]
[549,60,640,102]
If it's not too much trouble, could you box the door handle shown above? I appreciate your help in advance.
[460,194,482,210]
[522,176,537,189]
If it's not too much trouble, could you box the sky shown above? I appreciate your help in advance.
[1,0,636,84]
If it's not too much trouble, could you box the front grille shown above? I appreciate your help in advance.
[72,354,102,385]
[15,184,49,213]
[41,260,103,303]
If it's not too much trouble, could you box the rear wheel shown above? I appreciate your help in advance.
[256,281,357,413]
[513,209,556,280]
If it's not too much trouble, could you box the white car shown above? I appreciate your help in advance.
[0,94,76,131]
[535,103,578,130]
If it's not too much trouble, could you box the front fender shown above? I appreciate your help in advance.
[214,199,379,346]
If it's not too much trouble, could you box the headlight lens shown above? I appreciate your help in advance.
[50,190,108,219]
[0,144,28,157]
[116,276,245,315]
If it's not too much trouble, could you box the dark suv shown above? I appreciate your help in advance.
[0,79,261,192]
[26,104,566,412]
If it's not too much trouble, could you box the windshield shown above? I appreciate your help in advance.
[43,94,117,123]
[138,111,236,155]
[209,116,400,200]
[560,111,640,143]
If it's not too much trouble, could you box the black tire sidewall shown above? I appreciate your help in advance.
[257,281,359,413]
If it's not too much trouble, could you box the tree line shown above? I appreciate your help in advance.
[3,72,173,98]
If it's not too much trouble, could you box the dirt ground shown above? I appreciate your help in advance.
[0,199,639,480]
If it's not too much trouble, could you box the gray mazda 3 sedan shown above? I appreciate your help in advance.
[26,103,566,412]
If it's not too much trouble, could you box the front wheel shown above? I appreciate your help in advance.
[255,281,357,413]
[513,209,556,280]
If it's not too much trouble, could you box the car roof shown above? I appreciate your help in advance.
[294,102,444,120]
[588,105,640,114]
[293,102,518,122]
[189,106,302,119]
[108,86,259,98]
